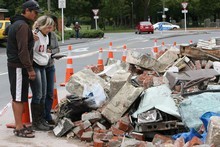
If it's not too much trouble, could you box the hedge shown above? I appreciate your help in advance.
[56,29,104,41]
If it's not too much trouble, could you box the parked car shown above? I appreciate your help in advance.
[135,21,154,34]
[0,20,10,43]
[153,22,180,30]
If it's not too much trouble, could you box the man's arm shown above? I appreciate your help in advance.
[16,24,34,72]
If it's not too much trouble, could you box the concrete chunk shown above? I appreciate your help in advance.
[126,50,167,73]
[53,117,74,137]
[66,69,109,97]
[157,50,179,71]
[81,111,102,122]
[101,82,144,123]
[206,116,220,146]
[109,70,131,98]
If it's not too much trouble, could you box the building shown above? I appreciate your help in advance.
[0,9,9,20]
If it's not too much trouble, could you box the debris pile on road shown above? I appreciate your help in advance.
[52,38,220,146]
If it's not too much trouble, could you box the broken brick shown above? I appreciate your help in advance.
[111,126,125,136]
[94,140,104,147]
[81,120,92,130]
[73,126,84,138]
[81,111,102,123]
[152,134,173,145]
[80,131,93,142]
[118,120,129,132]
[130,132,144,141]
[187,136,203,146]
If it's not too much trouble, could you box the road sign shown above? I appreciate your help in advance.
[181,2,188,9]
[182,10,188,13]
[92,9,99,16]
[164,8,169,11]
[59,0,66,8]
[94,16,99,19]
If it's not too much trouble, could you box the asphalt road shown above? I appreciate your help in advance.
[0,30,220,109]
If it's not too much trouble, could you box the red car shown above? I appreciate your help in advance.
[135,21,154,34]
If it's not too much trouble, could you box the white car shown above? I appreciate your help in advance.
[153,22,180,30]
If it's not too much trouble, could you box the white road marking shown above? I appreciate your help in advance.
[0,101,11,117]
[0,72,8,76]
[62,47,89,54]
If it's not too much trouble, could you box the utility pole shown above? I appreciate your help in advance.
[162,0,166,21]
[131,2,134,28]
[47,0,51,12]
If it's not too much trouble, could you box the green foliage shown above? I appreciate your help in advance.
[56,29,104,41]
[80,30,104,38]
[1,0,220,29]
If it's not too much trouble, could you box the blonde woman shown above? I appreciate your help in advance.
[30,15,54,131]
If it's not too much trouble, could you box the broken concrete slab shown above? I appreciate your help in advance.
[66,69,109,97]
[109,70,131,99]
[97,60,129,78]
[102,82,144,124]
[157,50,179,72]
[126,50,167,73]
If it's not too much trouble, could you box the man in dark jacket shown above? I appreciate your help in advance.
[7,0,41,138]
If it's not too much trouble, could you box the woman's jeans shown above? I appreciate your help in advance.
[45,65,55,121]
[30,66,47,105]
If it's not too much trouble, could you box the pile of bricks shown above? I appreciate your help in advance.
[55,42,220,146]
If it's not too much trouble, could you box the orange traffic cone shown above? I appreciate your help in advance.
[161,41,165,50]
[152,39,158,57]
[97,48,104,71]
[52,74,58,110]
[121,44,127,62]
[6,102,31,128]
[22,102,31,124]
[60,45,74,86]
[108,42,114,59]
[173,42,177,48]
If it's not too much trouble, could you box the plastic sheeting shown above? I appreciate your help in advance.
[179,92,220,130]
[132,84,180,118]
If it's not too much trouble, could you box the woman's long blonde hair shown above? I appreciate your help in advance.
[33,15,54,30]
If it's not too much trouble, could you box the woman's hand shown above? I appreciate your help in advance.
[33,33,39,41]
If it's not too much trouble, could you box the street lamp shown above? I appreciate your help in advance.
[131,2,134,28]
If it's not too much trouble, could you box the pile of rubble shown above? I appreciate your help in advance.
[53,38,220,146]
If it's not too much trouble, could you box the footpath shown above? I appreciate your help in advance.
[0,30,212,147]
